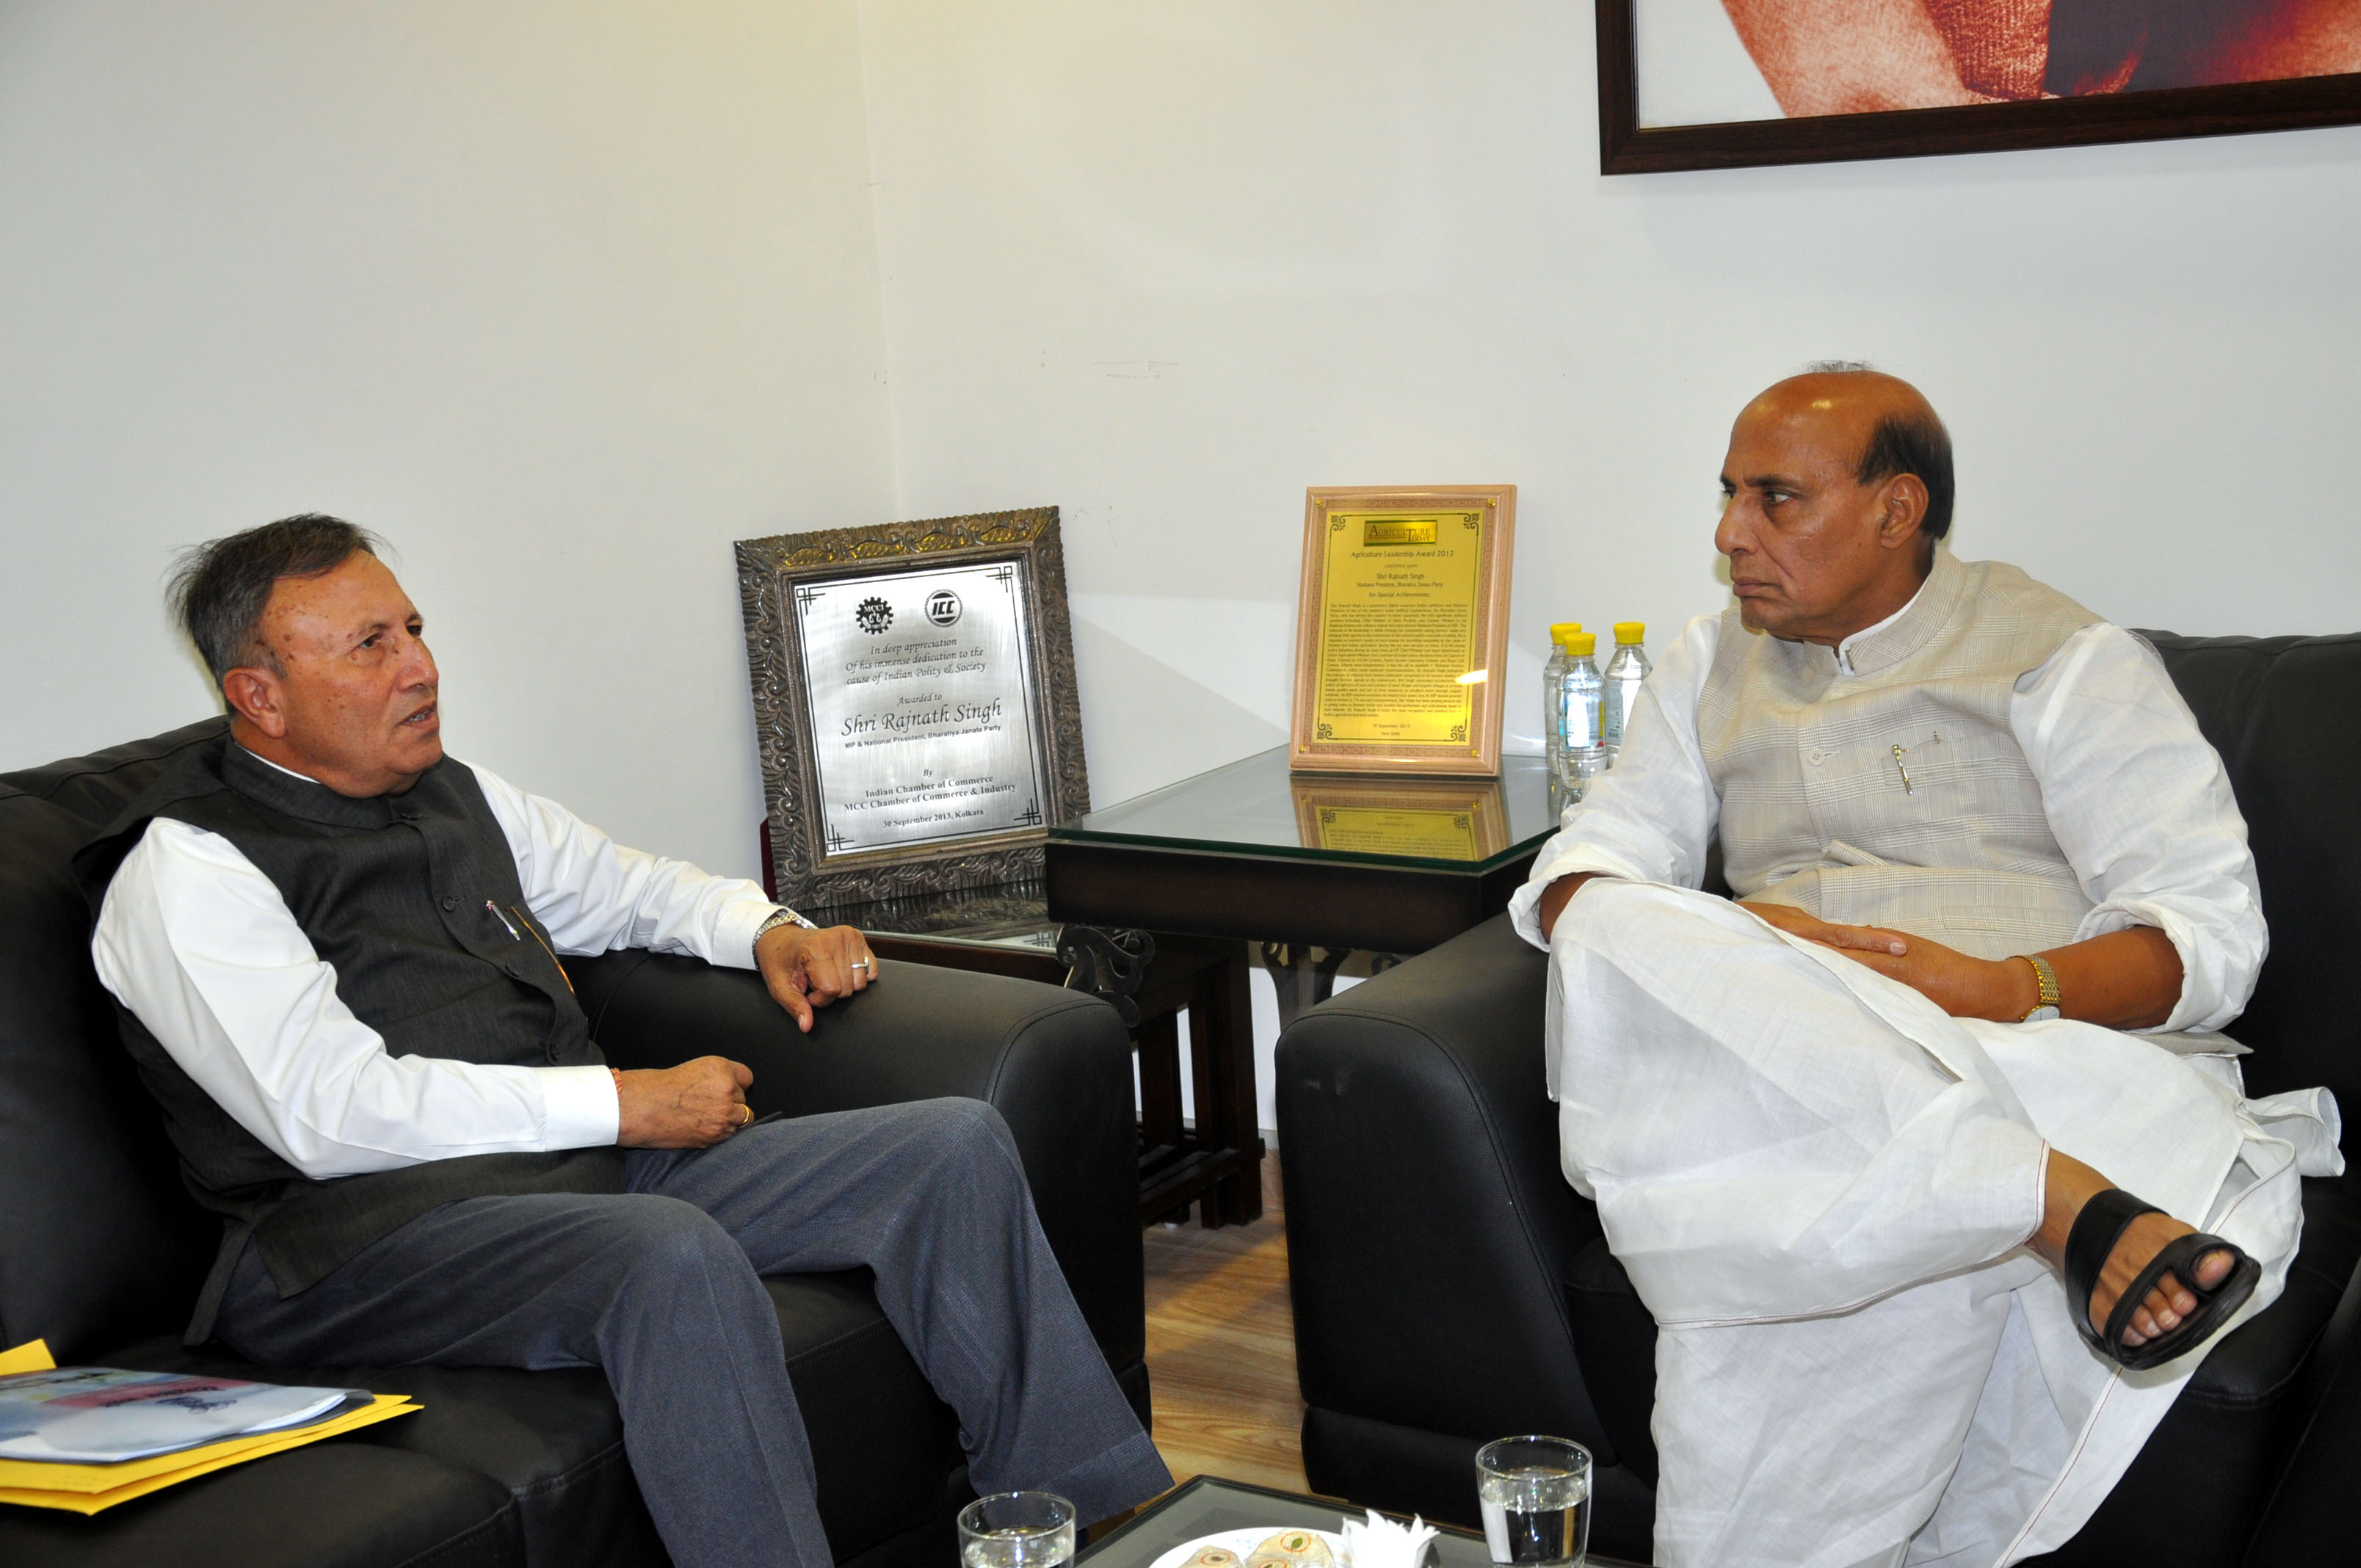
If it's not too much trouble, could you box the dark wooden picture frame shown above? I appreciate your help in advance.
[735,506,1090,910]
[1597,0,2361,175]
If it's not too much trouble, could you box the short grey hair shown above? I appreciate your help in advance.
[166,515,384,686]
[1805,358,1876,374]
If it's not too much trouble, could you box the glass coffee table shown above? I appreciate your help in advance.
[1081,1477,1644,1568]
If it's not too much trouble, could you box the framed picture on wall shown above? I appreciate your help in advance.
[1288,484,1516,778]
[1597,0,2361,174]
[735,507,1089,909]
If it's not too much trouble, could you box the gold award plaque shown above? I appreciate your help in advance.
[1313,511,1483,746]
[1291,485,1515,776]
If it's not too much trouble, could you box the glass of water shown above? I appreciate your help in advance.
[959,1490,1076,1568]
[1476,1435,1592,1567]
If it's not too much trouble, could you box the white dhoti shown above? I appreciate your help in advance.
[1548,882,2340,1568]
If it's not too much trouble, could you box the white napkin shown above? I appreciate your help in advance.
[1340,1509,1438,1568]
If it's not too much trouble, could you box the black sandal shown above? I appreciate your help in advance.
[2064,1188,2261,1372]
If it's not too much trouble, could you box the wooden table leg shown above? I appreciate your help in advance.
[1136,1009,1184,1166]
[1188,942,1263,1227]
[1261,942,1352,1031]
[1126,937,1264,1229]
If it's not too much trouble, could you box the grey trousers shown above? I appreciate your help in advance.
[214,1097,1171,1568]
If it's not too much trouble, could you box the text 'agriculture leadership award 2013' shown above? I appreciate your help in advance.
[793,561,1049,859]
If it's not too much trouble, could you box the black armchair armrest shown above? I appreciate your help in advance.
[1275,912,1608,1454]
[2238,1190,2361,1564]
[565,950,1143,1375]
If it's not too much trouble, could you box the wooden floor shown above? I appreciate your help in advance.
[1142,1155,1309,1494]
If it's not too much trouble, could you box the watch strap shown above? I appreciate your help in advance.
[2017,954,2061,1020]
[754,906,818,956]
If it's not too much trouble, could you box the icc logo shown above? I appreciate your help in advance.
[924,590,962,627]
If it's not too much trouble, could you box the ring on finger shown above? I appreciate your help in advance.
[735,1102,753,1127]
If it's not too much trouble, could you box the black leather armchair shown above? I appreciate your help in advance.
[1278,631,2361,1567]
[0,718,1147,1568]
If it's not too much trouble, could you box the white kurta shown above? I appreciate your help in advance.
[1507,615,2341,1568]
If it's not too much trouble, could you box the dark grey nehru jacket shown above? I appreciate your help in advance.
[74,736,624,1339]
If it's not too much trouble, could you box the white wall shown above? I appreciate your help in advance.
[855,0,2361,812]
[0,1,895,879]
[14,2,2354,843]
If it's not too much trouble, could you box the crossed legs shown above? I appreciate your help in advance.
[1548,882,2261,1566]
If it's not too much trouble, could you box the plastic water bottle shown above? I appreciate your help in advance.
[1556,631,1606,794]
[1542,623,1581,779]
[1602,622,1650,763]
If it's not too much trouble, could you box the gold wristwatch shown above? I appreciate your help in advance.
[2016,954,2061,1022]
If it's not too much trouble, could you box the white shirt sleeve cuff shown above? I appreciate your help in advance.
[1507,879,1554,949]
[1507,847,1655,948]
[540,1064,622,1147]
[2076,898,2243,1035]
[711,899,782,971]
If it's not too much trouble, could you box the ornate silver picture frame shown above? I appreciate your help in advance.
[736,507,1090,909]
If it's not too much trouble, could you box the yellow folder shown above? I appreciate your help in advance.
[0,1340,418,1514]
[0,1340,55,1377]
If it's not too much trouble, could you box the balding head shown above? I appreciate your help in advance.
[1714,368,1953,646]
[1755,367,1954,545]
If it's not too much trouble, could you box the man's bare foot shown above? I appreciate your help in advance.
[2033,1153,2236,1347]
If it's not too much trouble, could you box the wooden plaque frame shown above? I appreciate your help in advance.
[1288,484,1515,778]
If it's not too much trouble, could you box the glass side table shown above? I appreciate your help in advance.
[1047,747,1559,957]
[1046,746,1562,1215]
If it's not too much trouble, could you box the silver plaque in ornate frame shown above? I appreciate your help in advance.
[736,506,1090,908]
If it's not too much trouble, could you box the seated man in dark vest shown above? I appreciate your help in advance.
[75,515,1169,1568]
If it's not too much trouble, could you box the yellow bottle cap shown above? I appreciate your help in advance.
[1614,622,1644,643]
[1565,632,1597,658]
[1549,622,1584,644]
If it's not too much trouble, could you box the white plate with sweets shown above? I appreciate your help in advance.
[1147,1526,1348,1568]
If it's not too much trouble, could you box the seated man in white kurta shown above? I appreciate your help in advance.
[1512,367,2341,1568]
